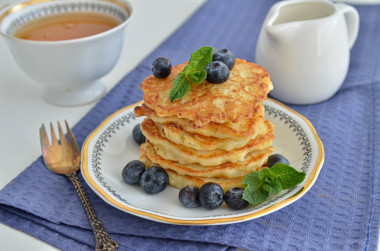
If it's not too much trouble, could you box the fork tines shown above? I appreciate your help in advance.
[40,120,79,151]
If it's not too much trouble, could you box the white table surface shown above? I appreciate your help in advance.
[0,0,206,249]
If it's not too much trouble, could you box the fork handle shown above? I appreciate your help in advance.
[66,173,119,251]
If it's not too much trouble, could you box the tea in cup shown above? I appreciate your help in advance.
[256,0,359,105]
[0,0,133,106]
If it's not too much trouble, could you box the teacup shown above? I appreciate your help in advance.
[256,0,359,105]
[0,0,133,106]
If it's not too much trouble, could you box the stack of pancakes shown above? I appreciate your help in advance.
[134,59,274,191]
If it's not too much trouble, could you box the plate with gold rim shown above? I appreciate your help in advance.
[81,98,324,225]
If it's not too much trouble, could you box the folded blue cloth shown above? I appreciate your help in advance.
[1,0,380,250]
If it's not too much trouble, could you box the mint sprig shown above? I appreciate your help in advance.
[169,46,214,102]
[169,73,191,103]
[242,163,306,206]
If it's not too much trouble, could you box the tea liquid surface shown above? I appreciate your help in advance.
[13,12,121,41]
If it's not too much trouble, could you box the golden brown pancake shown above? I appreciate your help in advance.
[141,118,275,166]
[156,122,266,151]
[167,169,244,193]
[140,154,246,192]
[134,103,266,139]
[140,59,273,126]
[141,141,273,178]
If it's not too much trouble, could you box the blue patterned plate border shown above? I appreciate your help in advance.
[81,98,324,225]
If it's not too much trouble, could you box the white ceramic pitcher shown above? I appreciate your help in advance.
[256,0,359,105]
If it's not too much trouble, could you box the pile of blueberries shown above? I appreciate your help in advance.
[152,49,236,84]
[179,183,246,210]
[124,125,166,194]
[205,49,235,84]
[122,159,169,194]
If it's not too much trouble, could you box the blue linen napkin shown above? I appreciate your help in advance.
[1,0,380,250]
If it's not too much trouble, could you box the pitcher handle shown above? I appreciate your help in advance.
[336,3,360,49]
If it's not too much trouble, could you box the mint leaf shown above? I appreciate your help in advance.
[262,176,282,195]
[183,46,214,76]
[270,163,306,189]
[258,167,273,180]
[242,171,261,190]
[242,183,269,206]
[169,73,190,102]
[187,70,207,84]
[169,46,214,102]
[242,171,269,205]
[242,164,306,206]
[257,168,282,195]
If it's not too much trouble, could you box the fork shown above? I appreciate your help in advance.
[40,121,118,251]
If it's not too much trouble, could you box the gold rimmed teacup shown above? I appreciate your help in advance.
[0,0,133,106]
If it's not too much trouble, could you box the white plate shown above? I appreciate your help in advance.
[81,98,324,225]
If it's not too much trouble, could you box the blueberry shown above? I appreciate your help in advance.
[152,57,172,78]
[212,49,235,70]
[140,166,169,194]
[224,187,248,210]
[122,160,146,185]
[267,153,290,168]
[179,186,201,208]
[132,123,146,145]
[199,182,224,209]
[205,61,230,84]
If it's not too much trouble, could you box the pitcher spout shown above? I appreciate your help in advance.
[263,0,336,41]
[264,21,298,44]
[261,3,298,43]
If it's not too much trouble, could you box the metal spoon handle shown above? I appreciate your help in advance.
[66,173,118,251]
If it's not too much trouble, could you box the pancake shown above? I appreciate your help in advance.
[134,103,266,139]
[140,59,273,126]
[167,169,244,193]
[156,122,267,151]
[141,118,275,166]
[141,141,273,178]
[140,154,245,192]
